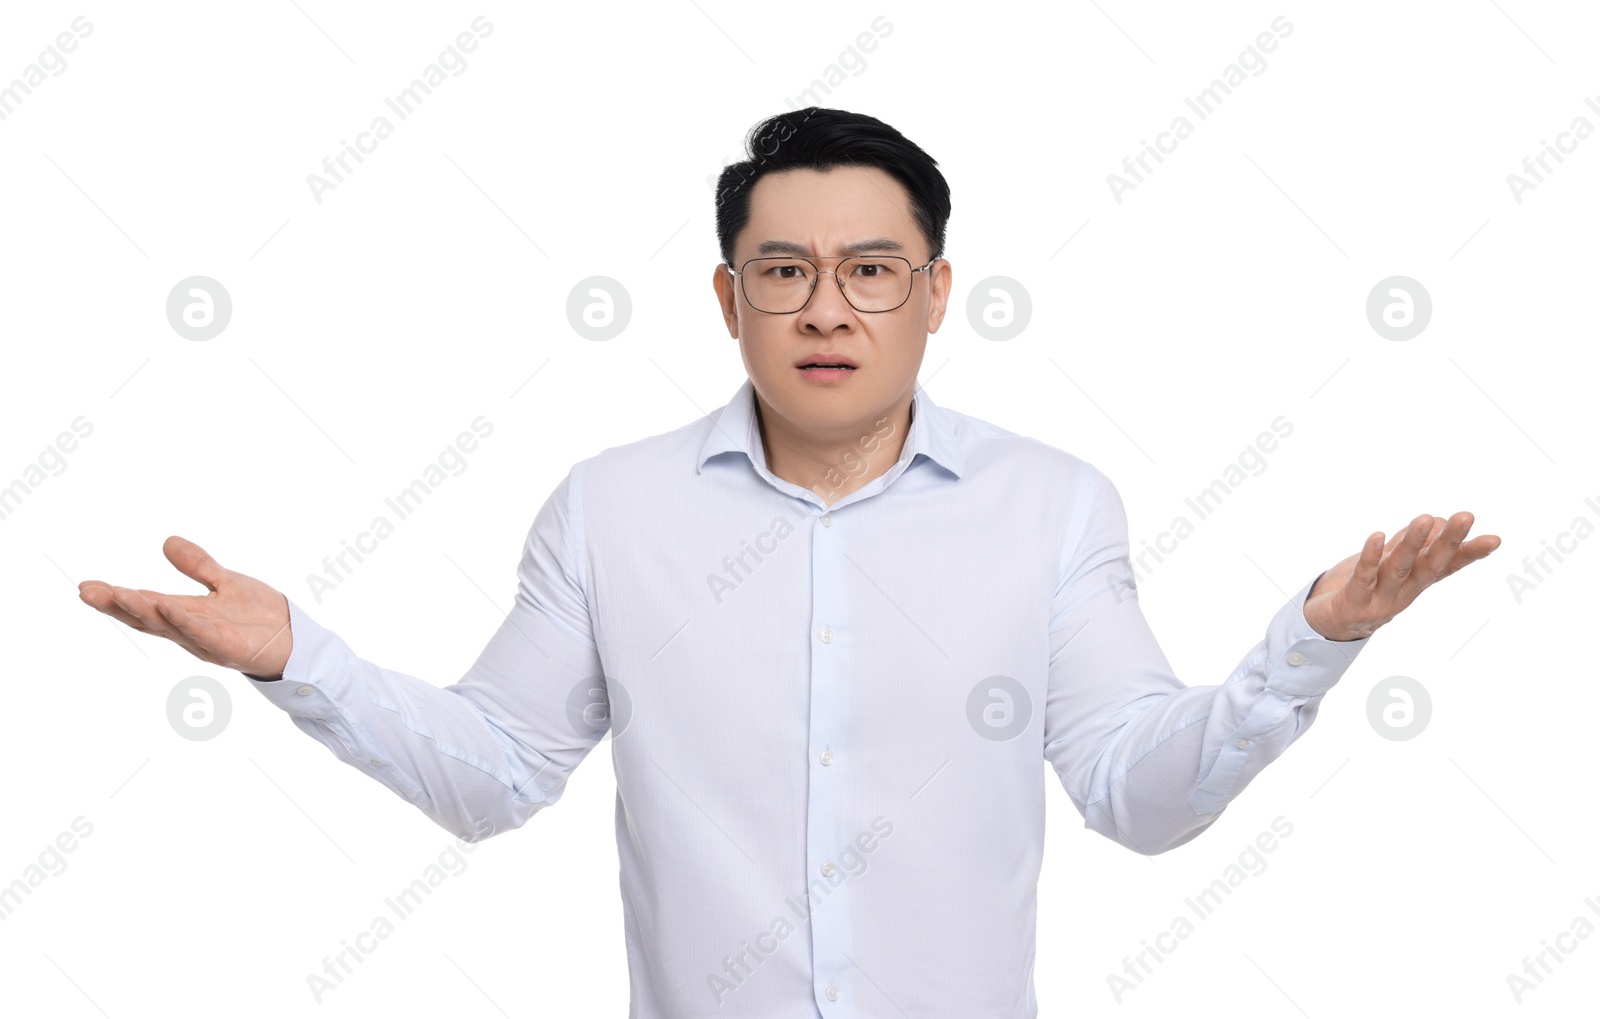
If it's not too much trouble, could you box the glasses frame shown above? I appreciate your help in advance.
[726,254,938,314]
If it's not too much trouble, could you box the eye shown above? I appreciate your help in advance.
[852,262,891,277]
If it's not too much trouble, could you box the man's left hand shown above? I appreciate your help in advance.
[1304,511,1500,642]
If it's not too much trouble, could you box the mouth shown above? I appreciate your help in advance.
[797,364,857,382]
[796,355,859,376]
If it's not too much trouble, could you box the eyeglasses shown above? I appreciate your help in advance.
[726,255,936,314]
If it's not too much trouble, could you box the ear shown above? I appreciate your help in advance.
[712,263,739,339]
[925,259,952,334]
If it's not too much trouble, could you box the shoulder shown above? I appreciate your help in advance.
[565,407,717,498]
[936,401,1114,500]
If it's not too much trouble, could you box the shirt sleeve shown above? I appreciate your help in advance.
[1042,464,1370,855]
[245,464,610,843]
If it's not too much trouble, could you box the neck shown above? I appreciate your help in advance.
[754,390,913,507]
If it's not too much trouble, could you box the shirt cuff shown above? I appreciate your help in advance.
[244,598,357,721]
[1266,573,1371,698]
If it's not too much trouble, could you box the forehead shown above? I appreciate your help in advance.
[737,165,919,258]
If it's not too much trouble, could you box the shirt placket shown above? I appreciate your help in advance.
[806,504,854,1014]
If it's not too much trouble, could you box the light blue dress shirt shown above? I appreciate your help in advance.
[251,376,1368,1017]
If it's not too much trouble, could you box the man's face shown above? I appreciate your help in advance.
[713,165,951,443]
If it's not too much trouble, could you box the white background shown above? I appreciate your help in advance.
[1,1,1594,1015]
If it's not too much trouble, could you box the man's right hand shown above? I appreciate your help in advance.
[78,535,293,680]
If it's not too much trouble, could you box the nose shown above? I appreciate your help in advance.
[798,266,855,333]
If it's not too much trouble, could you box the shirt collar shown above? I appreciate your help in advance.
[696,376,965,482]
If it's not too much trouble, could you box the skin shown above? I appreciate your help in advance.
[713,166,951,506]
[1303,512,1499,641]
[77,166,1501,675]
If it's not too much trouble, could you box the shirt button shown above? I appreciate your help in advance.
[820,513,833,527]
[295,685,313,696]
[825,984,840,1001]
[369,759,384,767]
[821,861,837,878]
[1236,738,1250,748]
[819,749,834,766]
[1287,651,1306,666]
[819,626,833,643]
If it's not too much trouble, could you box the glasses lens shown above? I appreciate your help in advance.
[739,256,915,312]
[838,256,911,312]
[742,258,815,313]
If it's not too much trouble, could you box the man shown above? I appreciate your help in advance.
[79,108,1498,1017]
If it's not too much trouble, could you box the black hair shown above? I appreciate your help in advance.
[713,108,951,266]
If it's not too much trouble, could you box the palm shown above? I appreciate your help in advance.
[1304,511,1500,641]
[78,536,292,678]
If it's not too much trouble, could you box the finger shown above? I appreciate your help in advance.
[1465,533,1502,557]
[79,582,159,633]
[1378,525,1413,557]
[1423,515,1449,546]
[1380,513,1436,591]
[149,611,214,663]
[153,600,225,663]
[163,535,231,593]
[1347,530,1387,599]
[1409,515,1446,549]
[107,587,183,641]
[1420,511,1474,577]
[1439,532,1502,575]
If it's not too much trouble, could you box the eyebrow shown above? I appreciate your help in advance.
[755,237,906,256]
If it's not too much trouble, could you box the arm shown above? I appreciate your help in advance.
[1042,467,1368,856]
[245,467,607,843]
[78,467,608,844]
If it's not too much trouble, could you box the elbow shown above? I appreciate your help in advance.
[434,783,554,844]
[454,824,496,845]
[1089,800,1223,856]
[1130,816,1219,856]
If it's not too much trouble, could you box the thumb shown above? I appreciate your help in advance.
[163,535,230,592]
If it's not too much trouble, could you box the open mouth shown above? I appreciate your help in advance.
[797,354,859,374]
